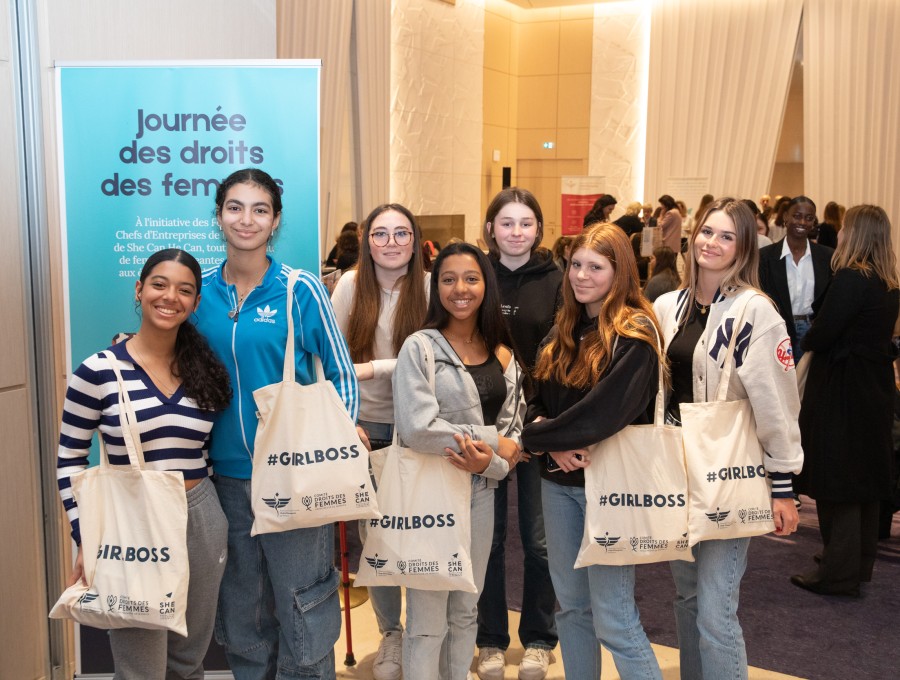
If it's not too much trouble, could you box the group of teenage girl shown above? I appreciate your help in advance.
[63,164,899,680]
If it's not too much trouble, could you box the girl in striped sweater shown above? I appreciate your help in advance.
[57,247,231,679]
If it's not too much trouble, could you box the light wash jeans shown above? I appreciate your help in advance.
[403,475,494,680]
[542,479,661,680]
[670,537,750,680]
[358,419,403,635]
[213,475,340,680]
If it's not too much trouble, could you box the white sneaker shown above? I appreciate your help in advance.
[518,647,551,680]
[372,630,402,680]
[477,647,506,680]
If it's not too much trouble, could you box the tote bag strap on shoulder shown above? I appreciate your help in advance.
[282,268,326,385]
[714,291,761,402]
[101,350,146,471]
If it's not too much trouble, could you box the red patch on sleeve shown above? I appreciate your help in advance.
[775,337,794,371]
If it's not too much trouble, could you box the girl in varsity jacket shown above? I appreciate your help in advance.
[653,198,802,680]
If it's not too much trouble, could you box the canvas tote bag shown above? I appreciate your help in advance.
[355,333,476,592]
[250,269,380,535]
[575,331,693,567]
[50,352,190,635]
[679,292,776,545]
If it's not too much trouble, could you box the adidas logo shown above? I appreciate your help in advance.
[254,305,278,324]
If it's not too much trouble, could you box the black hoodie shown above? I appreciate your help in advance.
[490,250,563,370]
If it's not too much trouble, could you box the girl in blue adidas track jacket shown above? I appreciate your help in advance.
[195,168,358,680]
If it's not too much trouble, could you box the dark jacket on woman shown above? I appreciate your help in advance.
[758,239,833,351]
[796,268,900,501]
[522,316,657,487]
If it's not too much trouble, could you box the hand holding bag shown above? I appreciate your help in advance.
[355,333,476,592]
[250,269,380,534]
[50,352,190,635]
[575,332,693,567]
[679,292,776,545]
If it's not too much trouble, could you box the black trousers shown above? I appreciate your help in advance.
[815,499,880,588]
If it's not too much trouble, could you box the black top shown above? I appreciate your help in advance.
[522,313,658,487]
[665,305,709,423]
[467,353,505,426]
[491,251,563,371]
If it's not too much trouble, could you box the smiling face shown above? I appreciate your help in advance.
[135,260,200,333]
[217,181,281,254]
[489,201,539,262]
[437,254,485,323]
[785,201,816,241]
[694,210,738,274]
[367,209,415,274]
[568,247,615,318]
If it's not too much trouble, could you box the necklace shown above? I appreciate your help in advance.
[694,298,709,315]
[224,262,269,320]
[441,329,480,345]
[129,338,179,397]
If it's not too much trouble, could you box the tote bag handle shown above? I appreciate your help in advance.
[101,350,147,472]
[617,317,667,427]
[282,268,326,385]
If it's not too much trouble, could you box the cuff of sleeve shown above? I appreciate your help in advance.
[371,358,397,380]
[768,470,794,498]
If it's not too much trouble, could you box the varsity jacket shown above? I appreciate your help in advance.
[393,329,525,487]
[196,257,358,479]
[653,287,803,497]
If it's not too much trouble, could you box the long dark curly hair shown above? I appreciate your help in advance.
[138,249,232,411]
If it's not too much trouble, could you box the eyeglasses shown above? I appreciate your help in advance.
[370,229,413,247]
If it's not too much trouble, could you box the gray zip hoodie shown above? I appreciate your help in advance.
[393,329,525,486]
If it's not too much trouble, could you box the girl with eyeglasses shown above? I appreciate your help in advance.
[194,168,358,679]
[330,203,430,680]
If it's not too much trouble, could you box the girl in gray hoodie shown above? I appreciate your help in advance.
[393,242,526,680]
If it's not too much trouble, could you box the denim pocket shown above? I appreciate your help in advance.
[290,567,341,666]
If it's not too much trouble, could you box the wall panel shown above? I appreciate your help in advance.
[804,0,900,232]
[644,0,802,202]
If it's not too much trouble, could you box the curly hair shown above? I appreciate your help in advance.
[138,249,232,411]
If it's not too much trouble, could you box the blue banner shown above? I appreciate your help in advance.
[58,62,321,376]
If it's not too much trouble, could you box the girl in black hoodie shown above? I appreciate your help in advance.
[475,188,561,680]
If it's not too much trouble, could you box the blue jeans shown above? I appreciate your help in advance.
[403,475,494,680]
[670,538,750,680]
[792,318,811,361]
[477,455,557,650]
[213,475,340,680]
[542,479,661,680]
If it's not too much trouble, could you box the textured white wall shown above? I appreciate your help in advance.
[588,1,650,206]
[391,0,485,240]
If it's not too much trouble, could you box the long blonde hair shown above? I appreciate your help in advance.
[533,223,666,389]
[831,205,899,289]
[680,197,760,307]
